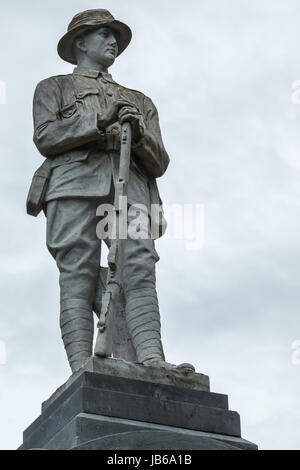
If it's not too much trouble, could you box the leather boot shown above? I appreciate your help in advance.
[60,299,94,373]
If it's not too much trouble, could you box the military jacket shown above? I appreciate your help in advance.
[32,67,170,212]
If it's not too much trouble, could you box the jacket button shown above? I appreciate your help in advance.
[64,155,71,162]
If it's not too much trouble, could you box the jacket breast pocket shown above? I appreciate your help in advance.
[59,88,100,117]
[58,101,78,119]
[75,88,100,112]
[76,88,99,99]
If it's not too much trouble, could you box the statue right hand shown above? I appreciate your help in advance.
[97,100,139,130]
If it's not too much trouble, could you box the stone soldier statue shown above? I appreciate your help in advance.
[29,9,193,374]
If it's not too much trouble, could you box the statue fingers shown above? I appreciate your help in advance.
[118,106,140,118]
[119,113,140,125]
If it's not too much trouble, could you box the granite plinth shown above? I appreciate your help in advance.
[42,357,210,412]
[20,361,257,450]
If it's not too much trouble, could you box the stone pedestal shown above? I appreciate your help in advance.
[19,358,257,450]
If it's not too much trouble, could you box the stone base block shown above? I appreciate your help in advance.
[19,360,257,450]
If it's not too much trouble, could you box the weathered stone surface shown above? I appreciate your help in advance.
[30,8,174,373]
[44,413,257,451]
[42,356,210,412]
[21,370,247,450]
[74,431,241,450]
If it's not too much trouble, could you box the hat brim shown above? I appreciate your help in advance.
[57,20,132,65]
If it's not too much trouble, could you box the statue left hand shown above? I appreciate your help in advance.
[118,105,145,142]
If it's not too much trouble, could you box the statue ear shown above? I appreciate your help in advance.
[75,36,86,53]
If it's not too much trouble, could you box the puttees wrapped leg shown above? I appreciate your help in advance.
[60,299,94,373]
[125,287,165,363]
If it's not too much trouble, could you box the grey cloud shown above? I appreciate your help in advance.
[1,0,300,449]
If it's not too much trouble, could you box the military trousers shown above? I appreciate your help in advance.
[45,196,160,310]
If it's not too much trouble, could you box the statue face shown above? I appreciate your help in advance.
[75,26,119,68]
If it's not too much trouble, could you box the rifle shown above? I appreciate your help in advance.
[94,121,132,357]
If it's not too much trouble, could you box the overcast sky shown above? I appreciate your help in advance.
[1,0,300,450]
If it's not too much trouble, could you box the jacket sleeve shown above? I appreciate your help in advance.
[33,77,102,157]
[132,95,170,178]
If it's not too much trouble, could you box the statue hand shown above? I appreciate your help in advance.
[118,106,145,142]
[98,99,138,130]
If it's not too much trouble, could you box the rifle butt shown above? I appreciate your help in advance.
[94,328,113,358]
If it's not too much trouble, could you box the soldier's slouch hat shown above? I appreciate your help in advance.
[58,9,132,65]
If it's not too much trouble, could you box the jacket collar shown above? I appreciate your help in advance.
[73,67,115,83]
